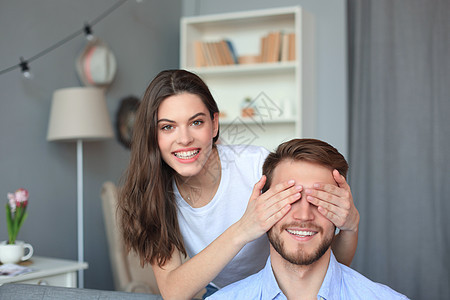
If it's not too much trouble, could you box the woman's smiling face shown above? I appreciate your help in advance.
[157,92,219,178]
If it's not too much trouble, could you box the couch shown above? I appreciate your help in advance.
[0,283,163,300]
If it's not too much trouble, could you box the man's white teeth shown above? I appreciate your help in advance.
[287,229,316,237]
[174,150,199,159]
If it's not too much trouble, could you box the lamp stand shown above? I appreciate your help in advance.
[77,139,84,288]
[47,87,114,288]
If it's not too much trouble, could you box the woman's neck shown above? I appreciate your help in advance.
[175,146,221,207]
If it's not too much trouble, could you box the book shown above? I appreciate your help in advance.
[280,32,290,62]
[216,41,231,65]
[211,42,224,65]
[224,39,238,64]
[270,31,282,62]
[194,41,207,67]
[261,31,282,63]
[260,35,268,62]
[207,42,221,66]
[0,263,32,277]
[202,42,216,66]
[219,40,234,65]
[288,33,296,61]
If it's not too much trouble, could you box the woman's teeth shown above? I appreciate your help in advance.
[174,150,199,159]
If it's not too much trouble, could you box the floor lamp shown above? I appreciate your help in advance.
[47,87,113,288]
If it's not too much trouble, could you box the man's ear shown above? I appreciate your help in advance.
[261,176,270,194]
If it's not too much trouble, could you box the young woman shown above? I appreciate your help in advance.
[119,69,359,299]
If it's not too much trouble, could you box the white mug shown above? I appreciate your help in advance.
[0,240,33,264]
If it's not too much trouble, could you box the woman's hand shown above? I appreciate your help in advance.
[235,175,302,243]
[305,170,359,232]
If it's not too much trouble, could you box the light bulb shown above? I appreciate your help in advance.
[19,57,33,79]
[84,24,94,41]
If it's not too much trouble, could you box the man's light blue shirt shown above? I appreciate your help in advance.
[207,252,409,300]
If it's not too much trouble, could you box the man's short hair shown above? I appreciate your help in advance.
[262,139,348,193]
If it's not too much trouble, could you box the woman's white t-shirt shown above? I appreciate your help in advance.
[174,144,270,288]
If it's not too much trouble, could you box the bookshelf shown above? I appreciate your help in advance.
[180,6,315,151]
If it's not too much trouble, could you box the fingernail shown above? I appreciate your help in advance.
[313,184,320,188]
[305,188,312,194]
[288,180,295,185]
[295,185,302,191]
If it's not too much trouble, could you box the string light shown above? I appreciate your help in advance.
[19,57,33,79]
[84,24,94,41]
[0,0,130,78]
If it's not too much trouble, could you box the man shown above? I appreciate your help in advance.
[208,139,409,299]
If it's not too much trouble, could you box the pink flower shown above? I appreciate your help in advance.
[5,188,29,244]
[14,188,29,206]
[7,193,17,212]
[6,188,29,212]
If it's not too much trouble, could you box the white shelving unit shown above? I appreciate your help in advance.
[180,6,315,151]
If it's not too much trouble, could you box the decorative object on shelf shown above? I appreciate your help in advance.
[75,38,117,88]
[5,188,29,245]
[47,87,113,288]
[241,97,256,118]
[0,241,33,265]
[115,95,140,149]
[218,111,228,120]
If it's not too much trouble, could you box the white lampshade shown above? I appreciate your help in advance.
[47,87,113,141]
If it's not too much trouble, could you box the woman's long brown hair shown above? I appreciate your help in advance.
[118,70,220,267]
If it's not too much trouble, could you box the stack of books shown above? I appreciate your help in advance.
[194,31,296,67]
[260,31,296,63]
[194,39,238,67]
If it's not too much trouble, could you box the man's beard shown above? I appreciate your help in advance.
[267,222,334,266]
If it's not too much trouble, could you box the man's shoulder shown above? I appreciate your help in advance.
[206,272,263,299]
[339,264,409,299]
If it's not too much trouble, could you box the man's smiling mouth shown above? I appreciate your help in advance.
[286,229,317,237]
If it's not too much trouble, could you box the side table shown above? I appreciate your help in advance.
[0,256,88,288]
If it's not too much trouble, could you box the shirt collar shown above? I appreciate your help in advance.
[317,251,342,300]
[261,257,287,300]
[262,252,342,300]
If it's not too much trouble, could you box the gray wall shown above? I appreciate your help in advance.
[0,0,345,291]
[183,0,348,157]
[0,0,181,290]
